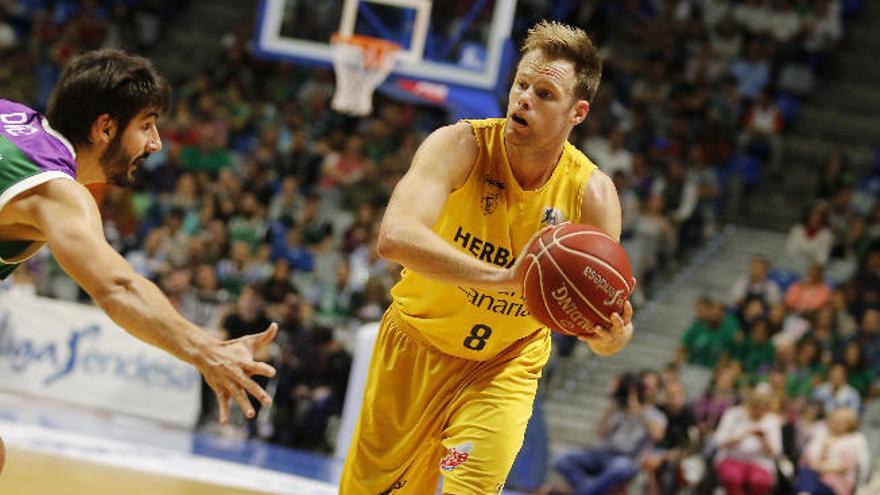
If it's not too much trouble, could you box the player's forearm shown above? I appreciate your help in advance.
[93,274,217,366]
[378,218,513,291]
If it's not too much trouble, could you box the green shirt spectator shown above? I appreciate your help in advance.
[182,142,232,173]
[679,298,739,368]
[732,319,776,373]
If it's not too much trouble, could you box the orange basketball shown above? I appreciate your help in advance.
[521,224,635,337]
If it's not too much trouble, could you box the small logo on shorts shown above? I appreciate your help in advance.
[377,480,406,495]
[440,442,473,472]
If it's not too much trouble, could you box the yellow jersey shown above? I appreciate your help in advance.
[390,118,598,360]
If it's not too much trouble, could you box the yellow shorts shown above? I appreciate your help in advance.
[339,308,550,495]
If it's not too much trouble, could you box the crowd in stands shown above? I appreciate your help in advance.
[0,0,869,468]
[538,151,879,493]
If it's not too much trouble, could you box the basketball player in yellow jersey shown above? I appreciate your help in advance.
[339,21,633,494]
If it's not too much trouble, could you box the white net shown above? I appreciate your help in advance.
[331,35,400,116]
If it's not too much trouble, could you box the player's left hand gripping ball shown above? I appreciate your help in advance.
[580,300,634,356]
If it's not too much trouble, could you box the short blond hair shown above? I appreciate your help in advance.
[521,20,602,103]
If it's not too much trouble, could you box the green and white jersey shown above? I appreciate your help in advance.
[0,99,78,279]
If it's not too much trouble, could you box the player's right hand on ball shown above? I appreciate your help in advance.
[197,323,278,424]
[505,223,562,291]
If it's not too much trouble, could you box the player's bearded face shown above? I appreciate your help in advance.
[99,129,147,187]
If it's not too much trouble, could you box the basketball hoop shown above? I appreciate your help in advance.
[330,33,401,116]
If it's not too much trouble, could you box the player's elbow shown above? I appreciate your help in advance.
[376,221,403,260]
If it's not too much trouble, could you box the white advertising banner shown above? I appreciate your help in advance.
[0,290,201,427]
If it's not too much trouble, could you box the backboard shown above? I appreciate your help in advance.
[255,0,516,93]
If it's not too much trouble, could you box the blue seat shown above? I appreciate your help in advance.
[729,153,763,186]
[769,269,800,292]
[775,93,801,126]
[841,0,862,18]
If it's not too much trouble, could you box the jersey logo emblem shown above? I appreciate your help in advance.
[440,442,472,472]
[481,192,499,215]
[541,207,564,226]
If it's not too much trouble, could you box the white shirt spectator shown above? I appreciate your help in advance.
[702,0,732,27]
[786,223,833,267]
[714,405,783,474]
[0,20,16,50]
[804,0,843,52]
[652,172,698,224]
[734,1,772,34]
[769,7,803,43]
[590,142,633,176]
[802,417,871,490]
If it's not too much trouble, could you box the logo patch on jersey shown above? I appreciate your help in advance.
[541,207,564,226]
[481,192,500,215]
[440,442,472,472]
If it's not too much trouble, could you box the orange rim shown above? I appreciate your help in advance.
[331,33,400,69]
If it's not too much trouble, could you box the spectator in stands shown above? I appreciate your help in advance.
[786,205,834,270]
[125,227,170,279]
[732,318,776,375]
[713,383,783,495]
[614,171,641,242]
[270,224,314,273]
[693,364,740,437]
[811,363,861,415]
[554,373,667,495]
[729,39,771,99]
[624,193,675,305]
[216,239,259,296]
[689,145,722,239]
[260,258,297,306]
[830,289,858,339]
[786,337,826,403]
[589,126,633,176]
[795,407,868,495]
[802,0,844,73]
[840,340,875,400]
[850,247,880,315]
[642,380,698,495]
[678,297,739,368]
[739,90,785,177]
[653,159,699,254]
[182,263,228,329]
[285,326,351,452]
[784,264,833,315]
[730,256,783,309]
[219,285,274,436]
[816,152,854,200]
[847,307,880,377]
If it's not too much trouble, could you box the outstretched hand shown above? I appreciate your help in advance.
[197,323,279,424]
[579,301,634,356]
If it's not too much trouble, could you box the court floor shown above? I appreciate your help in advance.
[2,448,282,495]
[0,391,338,495]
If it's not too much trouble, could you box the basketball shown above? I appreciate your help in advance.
[521,224,635,337]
